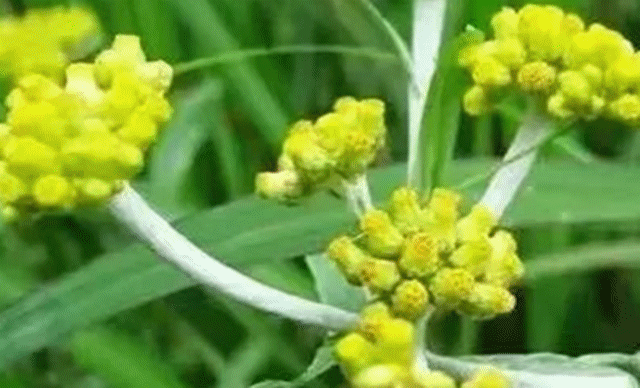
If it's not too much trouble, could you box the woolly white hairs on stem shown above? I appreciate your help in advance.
[109,185,358,331]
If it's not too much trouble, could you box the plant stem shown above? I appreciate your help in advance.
[108,185,358,331]
[479,103,553,219]
[412,308,435,373]
[407,0,447,188]
[173,45,398,75]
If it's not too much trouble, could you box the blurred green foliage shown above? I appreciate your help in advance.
[1,0,640,387]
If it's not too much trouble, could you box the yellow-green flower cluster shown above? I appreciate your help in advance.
[334,304,512,387]
[0,35,172,217]
[460,4,640,125]
[255,97,386,201]
[0,6,101,81]
[326,187,523,321]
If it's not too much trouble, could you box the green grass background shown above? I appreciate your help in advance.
[1,0,640,387]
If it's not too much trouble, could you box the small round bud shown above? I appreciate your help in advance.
[517,61,557,93]
[391,279,430,319]
[360,209,404,258]
[359,257,401,293]
[457,204,497,242]
[605,53,640,94]
[608,93,640,124]
[359,302,391,341]
[33,174,74,207]
[413,370,456,388]
[352,364,406,388]
[255,170,302,201]
[547,93,575,119]
[460,283,516,319]
[493,38,526,69]
[326,236,367,284]
[423,189,461,252]
[399,232,440,278]
[485,231,524,288]
[463,86,491,116]
[461,367,511,388]
[490,7,518,40]
[449,238,492,277]
[429,268,475,308]
[375,318,414,366]
[472,56,511,87]
[334,332,375,377]
[314,113,347,160]
[388,186,422,235]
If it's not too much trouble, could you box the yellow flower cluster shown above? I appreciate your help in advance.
[0,7,101,81]
[334,304,512,388]
[326,187,523,320]
[460,4,640,125]
[255,97,386,201]
[0,35,172,217]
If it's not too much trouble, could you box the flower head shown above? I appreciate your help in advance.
[0,7,101,81]
[460,4,640,126]
[256,97,386,201]
[324,186,522,321]
[0,35,172,217]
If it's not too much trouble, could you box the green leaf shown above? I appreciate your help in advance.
[250,344,336,388]
[4,160,640,369]
[71,327,189,388]
[305,254,366,312]
[426,352,640,387]
[168,0,289,149]
[419,0,470,194]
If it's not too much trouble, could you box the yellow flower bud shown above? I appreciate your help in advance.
[374,318,414,366]
[326,236,367,284]
[463,85,491,116]
[117,107,158,150]
[460,283,516,319]
[0,169,26,204]
[424,189,461,252]
[429,268,475,308]
[314,113,347,161]
[334,332,376,377]
[388,186,422,235]
[360,209,404,258]
[547,93,575,119]
[457,204,496,242]
[485,231,524,288]
[609,93,640,123]
[359,257,401,293]
[283,120,333,183]
[472,56,511,87]
[255,170,302,201]
[491,7,518,40]
[4,136,60,178]
[391,279,429,319]
[517,61,557,93]
[399,232,440,278]
[353,364,406,388]
[462,367,511,388]
[492,38,526,69]
[564,23,633,69]
[605,53,640,95]
[518,5,566,61]
[558,70,592,105]
[449,238,492,277]
[413,370,457,388]
[33,174,74,207]
[359,302,392,341]
[74,178,115,203]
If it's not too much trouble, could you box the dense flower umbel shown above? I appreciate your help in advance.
[460,4,640,125]
[0,7,100,81]
[334,304,513,388]
[0,35,172,217]
[326,187,523,321]
[255,97,386,201]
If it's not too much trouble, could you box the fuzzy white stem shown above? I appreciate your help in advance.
[355,174,374,211]
[109,185,358,331]
[407,0,447,187]
[343,179,364,217]
[479,107,552,219]
[412,308,435,373]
